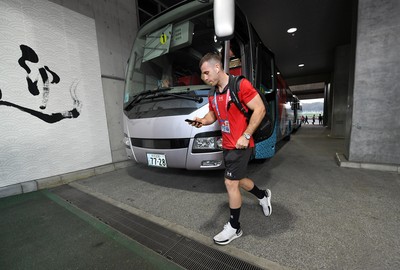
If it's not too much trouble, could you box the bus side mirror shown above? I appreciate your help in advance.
[214,0,235,40]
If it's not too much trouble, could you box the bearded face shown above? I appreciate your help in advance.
[201,61,222,87]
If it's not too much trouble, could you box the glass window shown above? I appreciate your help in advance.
[256,46,274,94]
[125,10,219,104]
[123,10,219,118]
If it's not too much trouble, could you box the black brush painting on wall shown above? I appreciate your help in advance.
[0,44,82,123]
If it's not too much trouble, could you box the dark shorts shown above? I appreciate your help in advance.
[223,148,253,180]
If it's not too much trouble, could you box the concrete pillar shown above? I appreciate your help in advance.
[331,45,351,138]
[344,0,358,160]
[348,0,400,165]
[323,82,331,127]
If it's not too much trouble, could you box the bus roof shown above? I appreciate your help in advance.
[137,0,213,37]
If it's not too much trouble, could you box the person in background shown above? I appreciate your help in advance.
[318,114,323,125]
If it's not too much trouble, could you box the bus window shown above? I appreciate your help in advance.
[256,45,275,124]
[229,39,242,75]
[256,47,274,96]
[124,10,220,106]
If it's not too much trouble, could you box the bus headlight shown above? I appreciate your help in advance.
[192,136,222,152]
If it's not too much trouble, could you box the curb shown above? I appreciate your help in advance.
[0,160,133,199]
[335,153,399,173]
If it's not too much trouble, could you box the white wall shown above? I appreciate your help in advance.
[0,0,137,188]
[48,0,138,162]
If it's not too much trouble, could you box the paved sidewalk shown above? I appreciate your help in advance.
[0,190,182,270]
[73,126,400,270]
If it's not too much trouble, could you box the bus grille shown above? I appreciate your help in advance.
[131,138,190,149]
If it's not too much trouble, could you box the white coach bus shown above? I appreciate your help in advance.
[122,0,293,169]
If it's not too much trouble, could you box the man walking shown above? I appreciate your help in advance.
[189,53,272,245]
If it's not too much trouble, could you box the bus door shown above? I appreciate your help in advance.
[254,44,277,159]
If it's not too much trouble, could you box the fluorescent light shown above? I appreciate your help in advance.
[287,27,297,34]
[298,63,305,67]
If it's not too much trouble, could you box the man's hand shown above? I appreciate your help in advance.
[236,135,250,149]
[186,117,203,128]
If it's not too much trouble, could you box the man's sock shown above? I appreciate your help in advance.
[229,207,241,229]
[249,185,266,199]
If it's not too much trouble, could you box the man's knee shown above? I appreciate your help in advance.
[224,178,240,191]
[239,178,254,190]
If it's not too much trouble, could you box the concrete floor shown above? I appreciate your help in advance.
[2,125,399,269]
[70,125,400,269]
[0,190,182,270]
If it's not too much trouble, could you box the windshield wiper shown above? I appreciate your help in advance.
[124,89,205,111]
[157,92,204,103]
[124,87,171,111]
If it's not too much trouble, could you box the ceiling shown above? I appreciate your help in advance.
[143,0,356,98]
[236,0,355,98]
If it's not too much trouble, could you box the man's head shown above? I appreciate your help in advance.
[199,53,223,86]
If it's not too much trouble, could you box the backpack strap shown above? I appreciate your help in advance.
[208,86,216,97]
[228,74,250,120]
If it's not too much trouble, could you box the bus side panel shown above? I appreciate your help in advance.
[254,94,278,159]
[254,122,277,159]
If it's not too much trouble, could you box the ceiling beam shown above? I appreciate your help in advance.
[286,73,332,86]
[296,92,324,100]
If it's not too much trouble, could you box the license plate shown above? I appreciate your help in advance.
[146,153,167,168]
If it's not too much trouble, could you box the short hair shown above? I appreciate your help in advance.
[199,52,222,69]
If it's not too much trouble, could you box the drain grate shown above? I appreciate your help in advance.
[51,185,264,270]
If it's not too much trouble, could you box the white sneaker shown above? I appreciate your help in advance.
[258,189,272,216]
[213,222,243,245]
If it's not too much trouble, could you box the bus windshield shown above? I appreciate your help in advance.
[124,9,221,116]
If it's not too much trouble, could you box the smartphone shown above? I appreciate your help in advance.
[185,119,201,125]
